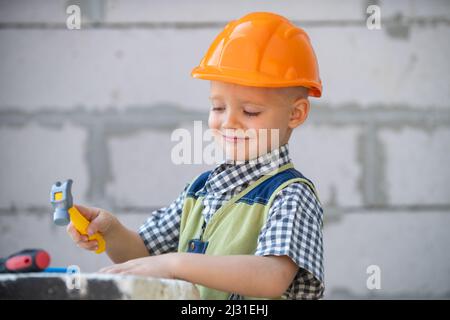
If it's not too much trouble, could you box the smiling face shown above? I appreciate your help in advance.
[208,81,311,161]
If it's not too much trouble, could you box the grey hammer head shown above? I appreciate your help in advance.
[50,179,74,226]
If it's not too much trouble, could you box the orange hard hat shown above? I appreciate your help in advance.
[191,12,322,97]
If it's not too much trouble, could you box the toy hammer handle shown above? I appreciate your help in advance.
[69,206,106,254]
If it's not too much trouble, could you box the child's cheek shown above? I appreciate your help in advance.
[208,112,221,130]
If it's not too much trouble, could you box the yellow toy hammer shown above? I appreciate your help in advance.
[50,179,105,254]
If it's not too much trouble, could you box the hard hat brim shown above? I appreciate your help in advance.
[191,66,322,98]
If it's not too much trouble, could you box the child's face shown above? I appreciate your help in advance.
[208,81,309,161]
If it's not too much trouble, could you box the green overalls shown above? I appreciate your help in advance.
[177,162,320,299]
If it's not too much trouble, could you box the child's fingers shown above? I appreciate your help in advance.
[86,211,110,236]
[66,223,88,243]
[73,204,101,221]
[78,240,99,251]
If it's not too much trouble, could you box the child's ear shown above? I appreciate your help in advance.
[288,98,310,129]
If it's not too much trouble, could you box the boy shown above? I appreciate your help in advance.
[67,12,324,299]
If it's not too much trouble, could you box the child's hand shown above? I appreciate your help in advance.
[98,253,177,279]
[66,204,117,252]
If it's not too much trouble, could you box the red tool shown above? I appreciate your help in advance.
[0,249,50,273]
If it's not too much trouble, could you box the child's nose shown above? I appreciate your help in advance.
[222,110,242,130]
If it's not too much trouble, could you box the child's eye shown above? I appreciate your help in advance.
[243,111,261,117]
[211,107,225,112]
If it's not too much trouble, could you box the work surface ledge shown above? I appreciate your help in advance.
[0,273,200,299]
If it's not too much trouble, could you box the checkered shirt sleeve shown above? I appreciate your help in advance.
[138,183,189,255]
[254,182,325,299]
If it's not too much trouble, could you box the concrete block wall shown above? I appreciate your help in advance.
[1,0,449,299]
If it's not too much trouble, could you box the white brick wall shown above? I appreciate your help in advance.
[0,0,364,24]
[380,127,450,206]
[3,0,448,24]
[0,0,449,299]
[0,29,212,111]
[324,211,450,298]
[0,123,89,209]
[290,124,363,207]
[2,27,449,111]
[106,127,212,207]
[310,25,450,109]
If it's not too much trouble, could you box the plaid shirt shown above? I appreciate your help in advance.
[139,143,324,299]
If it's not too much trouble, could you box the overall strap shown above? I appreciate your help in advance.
[202,162,294,239]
